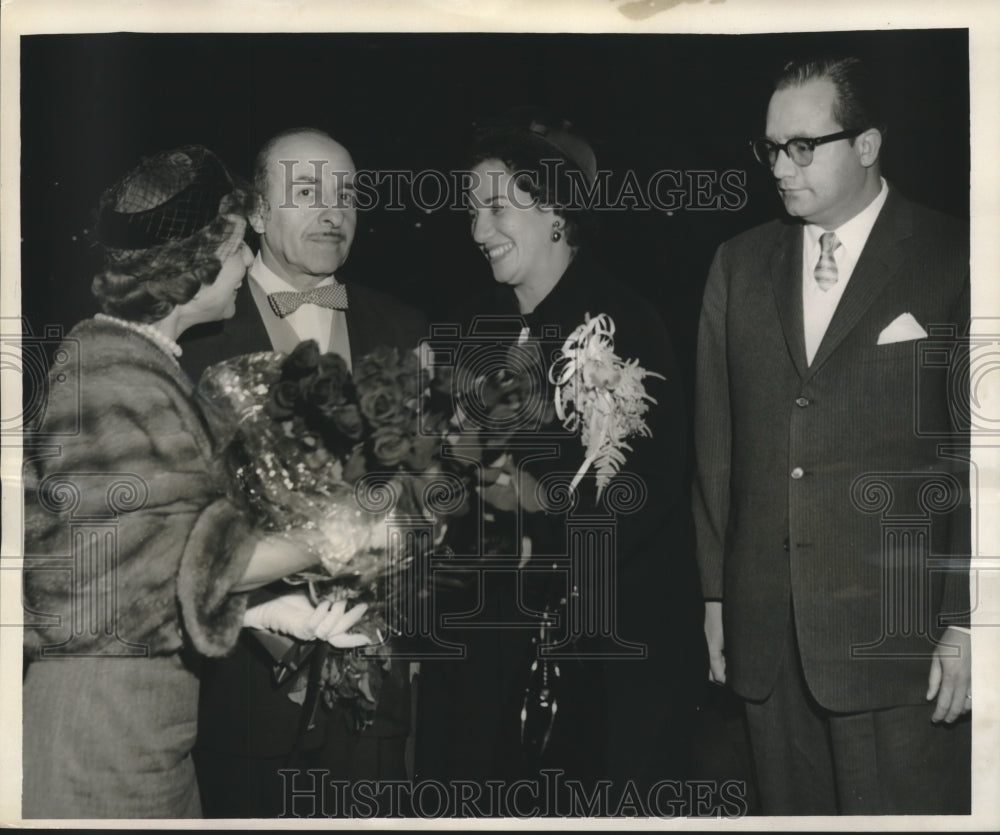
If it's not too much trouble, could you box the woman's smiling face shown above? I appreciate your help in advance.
[467,159,556,293]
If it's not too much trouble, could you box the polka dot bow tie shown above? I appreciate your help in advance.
[267,283,349,318]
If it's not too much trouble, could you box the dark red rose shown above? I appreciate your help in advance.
[266,379,300,419]
[358,377,405,427]
[371,426,410,467]
[355,345,399,383]
[330,404,364,440]
[306,374,348,415]
[317,352,350,388]
[355,370,393,396]
[283,339,321,378]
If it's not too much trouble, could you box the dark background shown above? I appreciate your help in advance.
[20,29,969,403]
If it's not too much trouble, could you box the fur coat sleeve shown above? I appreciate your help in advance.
[23,318,258,659]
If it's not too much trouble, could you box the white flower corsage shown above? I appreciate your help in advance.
[549,313,663,499]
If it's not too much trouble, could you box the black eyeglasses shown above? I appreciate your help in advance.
[750,129,864,168]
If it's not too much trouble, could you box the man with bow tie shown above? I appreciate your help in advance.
[692,57,971,814]
[182,127,427,817]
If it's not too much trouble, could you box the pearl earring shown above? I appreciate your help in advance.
[551,222,562,243]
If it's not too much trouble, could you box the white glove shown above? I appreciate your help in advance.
[312,598,372,648]
[243,591,372,648]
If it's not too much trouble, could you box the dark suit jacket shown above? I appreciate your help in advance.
[181,273,428,758]
[692,188,970,712]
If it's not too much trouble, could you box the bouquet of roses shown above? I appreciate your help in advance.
[201,340,456,730]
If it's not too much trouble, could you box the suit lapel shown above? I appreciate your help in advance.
[806,190,913,378]
[344,284,373,367]
[769,222,809,379]
[246,277,304,354]
[218,273,272,354]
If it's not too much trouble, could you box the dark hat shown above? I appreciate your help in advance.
[96,145,248,264]
[527,119,598,187]
[473,107,599,187]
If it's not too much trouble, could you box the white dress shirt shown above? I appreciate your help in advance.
[802,178,889,365]
[249,253,351,367]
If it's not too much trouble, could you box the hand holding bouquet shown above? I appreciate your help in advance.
[201,340,453,729]
[243,591,371,647]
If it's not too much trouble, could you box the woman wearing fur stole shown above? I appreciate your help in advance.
[20,146,363,818]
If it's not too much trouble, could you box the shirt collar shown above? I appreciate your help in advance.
[805,177,889,258]
[249,252,336,294]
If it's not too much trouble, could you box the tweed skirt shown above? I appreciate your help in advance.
[22,653,202,819]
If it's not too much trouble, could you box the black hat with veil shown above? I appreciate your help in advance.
[91,145,255,323]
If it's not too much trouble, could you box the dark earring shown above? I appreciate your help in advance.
[551,223,562,243]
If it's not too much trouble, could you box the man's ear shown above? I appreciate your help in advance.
[855,127,882,168]
[249,194,269,235]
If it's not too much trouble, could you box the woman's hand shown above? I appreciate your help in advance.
[311,599,372,648]
[243,591,371,647]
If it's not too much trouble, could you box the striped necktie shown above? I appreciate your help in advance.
[267,282,349,318]
[814,231,841,292]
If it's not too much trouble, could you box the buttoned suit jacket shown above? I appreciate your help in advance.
[692,188,970,712]
[181,273,428,758]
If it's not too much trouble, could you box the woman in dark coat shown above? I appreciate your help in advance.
[21,146,362,819]
[415,114,707,812]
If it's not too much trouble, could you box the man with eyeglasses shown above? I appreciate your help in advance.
[692,56,970,814]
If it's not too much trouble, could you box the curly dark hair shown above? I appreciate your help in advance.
[467,110,599,249]
[91,146,255,324]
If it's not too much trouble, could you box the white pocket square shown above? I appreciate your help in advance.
[877,312,928,345]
